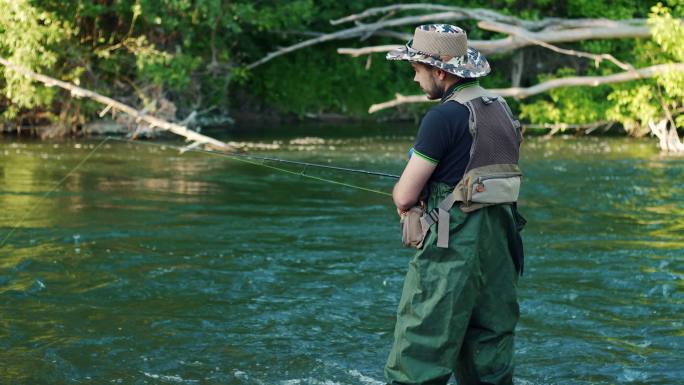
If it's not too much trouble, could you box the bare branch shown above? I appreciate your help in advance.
[331,4,461,25]
[0,57,236,152]
[477,21,649,55]
[368,94,429,113]
[368,63,684,113]
[338,45,402,57]
[528,121,614,137]
[338,22,650,57]
[497,63,683,98]
[247,11,473,70]
[250,5,651,69]
[479,21,634,71]
[273,30,325,37]
[330,3,647,30]
[540,40,633,71]
[524,121,612,131]
[374,30,412,41]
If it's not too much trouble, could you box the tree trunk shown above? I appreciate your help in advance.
[649,119,684,153]
[511,50,524,88]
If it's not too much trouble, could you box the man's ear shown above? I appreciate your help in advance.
[432,67,447,80]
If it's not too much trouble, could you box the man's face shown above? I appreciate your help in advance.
[411,63,443,100]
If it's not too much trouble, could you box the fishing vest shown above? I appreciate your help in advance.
[422,85,523,248]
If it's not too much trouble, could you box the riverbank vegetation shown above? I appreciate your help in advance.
[1,1,683,150]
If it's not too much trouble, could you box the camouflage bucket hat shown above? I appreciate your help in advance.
[387,24,490,78]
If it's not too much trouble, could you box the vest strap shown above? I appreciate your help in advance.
[435,192,457,248]
[445,85,496,104]
[436,208,450,248]
[431,87,522,249]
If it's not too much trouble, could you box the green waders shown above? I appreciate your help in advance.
[385,182,520,385]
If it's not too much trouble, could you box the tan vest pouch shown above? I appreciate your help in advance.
[401,206,431,248]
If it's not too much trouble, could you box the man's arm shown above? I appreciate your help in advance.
[393,155,437,212]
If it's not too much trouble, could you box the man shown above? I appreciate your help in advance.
[385,24,525,385]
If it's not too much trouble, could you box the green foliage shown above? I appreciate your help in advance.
[0,0,324,125]
[606,83,661,135]
[521,69,610,125]
[649,2,684,61]
[233,1,315,31]
[565,0,644,18]
[0,0,72,120]
[0,0,683,135]
[599,2,684,135]
[515,1,684,136]
[251,44,417,117]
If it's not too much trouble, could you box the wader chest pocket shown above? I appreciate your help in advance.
[470,175,521,204]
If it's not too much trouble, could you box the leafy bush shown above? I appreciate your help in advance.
[0,0,682,134]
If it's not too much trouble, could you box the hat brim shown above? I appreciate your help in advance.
[387,43,490,78]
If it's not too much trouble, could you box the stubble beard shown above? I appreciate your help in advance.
[424,78,444,100]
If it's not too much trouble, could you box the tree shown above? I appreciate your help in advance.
[2,0,684,153]
[0,0,318,133]
[260,1,684,151]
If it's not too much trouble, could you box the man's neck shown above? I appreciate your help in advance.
[441,79,460,95]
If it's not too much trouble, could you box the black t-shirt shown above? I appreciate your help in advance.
[410,100,473,186]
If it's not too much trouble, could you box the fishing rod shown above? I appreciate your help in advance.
[106,137,401,179]
[106,136,397,197]
[1,136,398,248]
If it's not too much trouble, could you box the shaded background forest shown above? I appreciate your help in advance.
[1,0,684,139]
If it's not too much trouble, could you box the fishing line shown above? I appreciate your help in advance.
[0,136,111,248]
[1,135,396,248]
[104,137,399,178]
[239,155,399,178]
[106,137,396,197]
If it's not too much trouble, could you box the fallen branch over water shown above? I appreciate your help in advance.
[337,23,650,57]
[329,3,646,31]
[476,21,638,68]
[247,11,472,69]
[523,121,614,136]
[0,57,236,152]
[368,63,684,113]
[251,6,652,69]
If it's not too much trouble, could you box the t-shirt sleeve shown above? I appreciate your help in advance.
[411,108,450,164]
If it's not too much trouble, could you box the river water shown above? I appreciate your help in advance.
[1,125,682,384]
